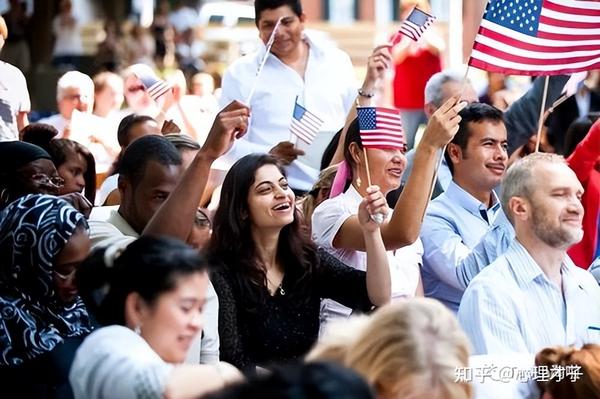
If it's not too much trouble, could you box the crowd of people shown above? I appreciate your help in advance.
[1,0,600,398]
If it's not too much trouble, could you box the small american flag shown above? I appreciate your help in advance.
[357,107,405,150]
[131,64,172,101]
[394,7,436,43]
[290,98,324,145]
[469,0,600,75]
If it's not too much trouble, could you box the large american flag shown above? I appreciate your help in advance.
[290,98,324,145]
[357,107,405,150]
[469,0,600,75]
[394,7,436,43]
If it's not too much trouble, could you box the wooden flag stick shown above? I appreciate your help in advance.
[534,76,550,153]
[362,146,384,224]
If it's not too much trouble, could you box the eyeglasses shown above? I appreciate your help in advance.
[127,85,145,93]
[53,268,77,282]
[31,173,65,188]
[195,208,212,229]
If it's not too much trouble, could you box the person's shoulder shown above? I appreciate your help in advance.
[0,62,26,79]
[80,325,136,352]
[468,254,512,291]
[223,51,260,76]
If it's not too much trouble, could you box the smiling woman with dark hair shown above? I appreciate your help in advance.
[206,153,391,372]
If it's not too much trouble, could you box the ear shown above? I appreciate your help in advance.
[447,143,463,165]
[508,196,529,222]
[299,13,307,24]
[124,292,149,330]
[348,142,363,166]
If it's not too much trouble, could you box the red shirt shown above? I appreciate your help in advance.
[393,46,442,109]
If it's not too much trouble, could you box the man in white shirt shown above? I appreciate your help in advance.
[38,70,94,138]
[458,153,600,355]
[219,0,356,192]
[0,16,29,140]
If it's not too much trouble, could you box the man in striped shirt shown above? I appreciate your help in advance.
[458,153,600,355]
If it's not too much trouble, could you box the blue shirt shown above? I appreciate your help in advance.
[458,240,600,355]
[420,181,514,312]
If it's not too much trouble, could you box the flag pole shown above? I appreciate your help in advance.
[246,17,283,105]
[362,146,384,224]
[534,76,550,153]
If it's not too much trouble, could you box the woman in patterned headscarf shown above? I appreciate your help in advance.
[0,194,92,398]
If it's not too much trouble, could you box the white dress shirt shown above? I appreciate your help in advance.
[219,33,357,191]
[312,185,422,324]
[458,240,600,355]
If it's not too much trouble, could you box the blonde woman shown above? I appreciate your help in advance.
[308,298,472,399]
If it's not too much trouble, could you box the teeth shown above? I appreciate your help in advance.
[274,204,289,210]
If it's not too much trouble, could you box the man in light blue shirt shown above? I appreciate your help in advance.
[459,153,600,355]
[421,103,514,312]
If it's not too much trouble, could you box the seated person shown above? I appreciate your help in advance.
[205,362,374,399]
[535,344,600,398]
[206,153,392,371]
[0,195,92,397]
[71,236,241,399]
[458,153,600,355]
[308,298,472,399]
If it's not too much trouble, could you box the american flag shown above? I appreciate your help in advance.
[394,7,436,43]
[469,0,600,75]
[357,107,405,150]
[290,98,324,145]
[131,64,172,101]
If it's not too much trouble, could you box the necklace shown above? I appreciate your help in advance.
[266,276,285,296]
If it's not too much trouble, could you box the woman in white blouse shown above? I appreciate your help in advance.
[70,236,241,399]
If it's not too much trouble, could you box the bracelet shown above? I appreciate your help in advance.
[358,88,375,98]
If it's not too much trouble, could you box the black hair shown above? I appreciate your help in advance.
[76,236,208,326]
[563,117,593,158]
[47,139,97,204]
[444,103,504,175]
[255,0,302,23]
[117,114,156,147]
[164,133,201,151]
[20,123,59,147]
[320,128,342,171]
[206,154,316,311]
[205,362,374,399]
[108,114,157,176]
[118,135,182,188]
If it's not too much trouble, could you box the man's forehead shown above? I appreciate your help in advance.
[258,6,296,23]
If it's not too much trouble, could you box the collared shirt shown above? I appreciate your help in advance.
[420,181,514,312]
[312,185,422,323]
[458,240,600,355]
[219,33,357,191]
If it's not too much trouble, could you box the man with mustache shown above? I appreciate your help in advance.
[459,153,600,354]
[420,103,514,312]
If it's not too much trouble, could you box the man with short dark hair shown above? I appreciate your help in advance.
[220,0,357,192]
[420,103,514,312]
[89,135,183,248]
[459,153,600,354]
